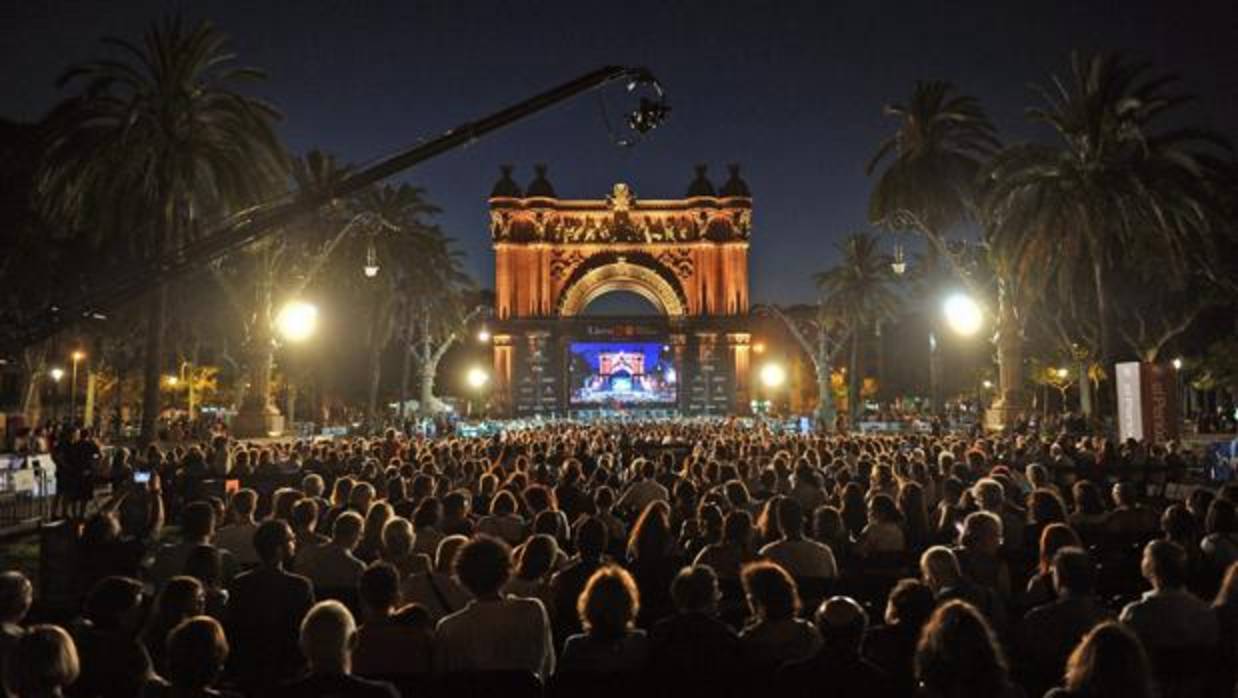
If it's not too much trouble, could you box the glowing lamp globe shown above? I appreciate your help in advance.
[759,363,787,389]
[943,294,983,336]
[466,367,490,389]
[276,301,319,343]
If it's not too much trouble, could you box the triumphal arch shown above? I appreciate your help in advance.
[488,164,752,417]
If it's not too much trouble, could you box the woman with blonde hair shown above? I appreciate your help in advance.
[5,625,80,698]
[558,565,649,673]
[1045,622,1152,698]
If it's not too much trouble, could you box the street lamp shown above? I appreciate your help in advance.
[165,375,179,387]
[363,239,380,278]
[466,366,490,389]
[49,367,64,382]
[70,350,85,425]
[982,380,994,390]
[943,293,983,336]
[276,301,319,343]
[759,363,786,388]
[477,327,491,343]
[1172,357,1183,370]
[1055,367,1069,379]
[753,341,766,355]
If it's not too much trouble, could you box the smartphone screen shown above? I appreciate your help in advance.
[133,471,151,484]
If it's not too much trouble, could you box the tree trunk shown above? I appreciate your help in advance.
[1078,360,1093,419]
[929,331,942,414]
[139,284,167,446]
[1092,260,1112,379]
[419,362,438,416]
[399,343,412,419]
[815,365,836,433]
[848,328,861,428]
[989,280,1027,430]
[366,345,382,425]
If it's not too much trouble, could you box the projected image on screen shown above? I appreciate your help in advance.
[569,342,677,406]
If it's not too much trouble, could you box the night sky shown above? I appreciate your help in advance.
[3,0,1236,305]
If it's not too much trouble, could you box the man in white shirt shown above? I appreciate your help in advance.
[215,488,260,566]
[1120,540,1219,651]
[434,535,554,679]
[616,459,668,517]
[301,511,367,593]
[760,498,837,580]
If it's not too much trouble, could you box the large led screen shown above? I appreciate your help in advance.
[568,341,677,406]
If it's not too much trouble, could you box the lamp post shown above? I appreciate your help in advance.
[758,362,786,417]
[49,367,65,424]
[276,301,319,429]
[70,350,85,426]
[934,293,983,414]
[466,366,490,418]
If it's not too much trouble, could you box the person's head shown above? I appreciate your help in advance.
[1112,482,1138,508]
[454,535,512,597]
[919,546,962,593]
[359,563,401,617]
[742,561,800,622]
[971,478,1004,513]
[490,490,517,516]
[164,617,229,691]
[299,601,357,674]
[349,482,375,514]
[578,565,640,641]
[181,501,216,542]
[867,493,902,525]
[412,498,441,531]
[1029,488,1067,525]
[1063,621,1153,698]
[183,545,223,590]
[228,489,258,522]
[813,596,867,654]
[959,511,1003,555]
[435,535,469,574]
[149,576,205,632]
[515,534,558,581]
[84,576,144,631]
[915,601,1010,698]
[628,501,671,561]
[253,519,296,566]
[4,625,79,697]
[670,565,719,614]
[332,511,364,549]
[775,497,806,539]
[301,473,325,499]
[723,510,755,547]
[291,498,319,534]
[81,512,121,545]
[381,517,415,560]
[0,571,33,625]
[1161,503,1197,542]
[883,578,935,629]
[1141,540,1188,590]
[1052,546,1096,597]
[574,516,608,560]
[1206,498,1237,536]
[1038,522,1083,576]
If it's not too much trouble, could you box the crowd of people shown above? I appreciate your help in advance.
[2,420,1237,697]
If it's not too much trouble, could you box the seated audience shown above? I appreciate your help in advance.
[214,489,259,567]
[1,571,34,663]
[401,535,472,623]
[434,535,555,679]
[549,518,610,646]
[914,600,1025,698]
[225,520,315,692]
[1119,539,1219,653]
[1016,547,1110,696]
[1044,621,1153,698]
[141,616,240,698]
[739,561,821,672]
[300,511,366,595]
[648,565,741,675]
[352,563,433,677]
[5,625,80,698]
[759,498,838,580]
[559,565,650,673]
[278,601,398,698]
[777,596,890,698]
[861,578,935,698]
[69,576,152,698]
[141,576,206,674]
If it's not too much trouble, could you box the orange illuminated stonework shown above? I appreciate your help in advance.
[488,164,752,416]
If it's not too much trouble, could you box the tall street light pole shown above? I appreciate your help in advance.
[70,350,85,425]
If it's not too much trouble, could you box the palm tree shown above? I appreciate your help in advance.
[984,52,1230,373]
[39,17,287,444]
[867,81,1034,426]
[816,233,900,427]
[340,183,443,424]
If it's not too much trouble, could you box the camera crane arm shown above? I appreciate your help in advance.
[14,65,668,347]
